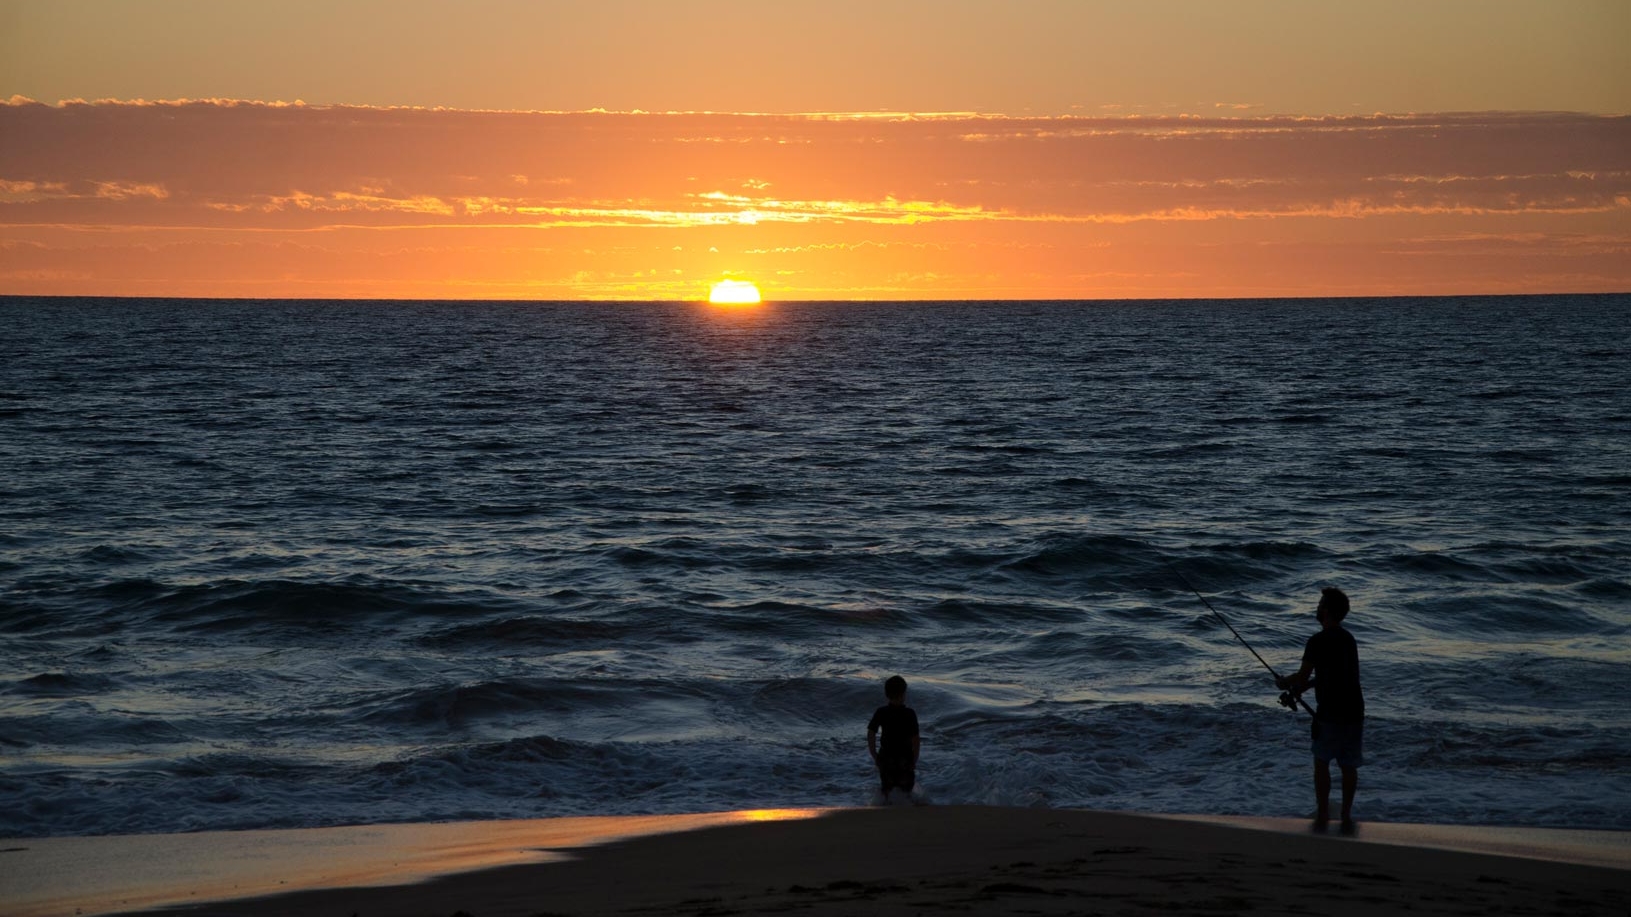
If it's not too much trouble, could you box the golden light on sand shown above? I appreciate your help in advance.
[734,808,824,822]
[708,280,762,305]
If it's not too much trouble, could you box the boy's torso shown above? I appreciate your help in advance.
[870,704,919,758]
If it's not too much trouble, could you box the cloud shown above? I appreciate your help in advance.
[93,181,169,200]
[3,99,1629,297]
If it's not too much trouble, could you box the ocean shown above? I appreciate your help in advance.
[2,294,1627,838]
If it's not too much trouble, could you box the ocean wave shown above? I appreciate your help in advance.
[1574,577,1631,601]
[1407,593,1607,637]
[920,598,1083,627]
[1163,543,1331,592]
[999,534,1162,578]
[1370,552,1491,579]
[416,615,630,650]
[134,579,520,633]
[74,544,158,565]
[470,502,544,517]
[350,676,717,734]
[746,677,880,728]
[5,672,119,697]
[1031,630,1168,664]
[0,709,191,747]
[708,599,868,636]
[1200,540,1329,562]
[1138,441,1236,459]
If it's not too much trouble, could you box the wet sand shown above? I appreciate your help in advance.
[4,807,1626,917]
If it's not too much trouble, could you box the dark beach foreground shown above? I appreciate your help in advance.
[5,807,1627,917]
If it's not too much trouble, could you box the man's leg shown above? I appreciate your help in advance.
[1313,759,1331,826]
[1339,765,1358,823]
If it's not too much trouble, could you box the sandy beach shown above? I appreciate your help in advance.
[5,807,1627,917]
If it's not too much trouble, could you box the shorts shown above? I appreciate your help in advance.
[1311,719,1364,769]
[877,756,915,793]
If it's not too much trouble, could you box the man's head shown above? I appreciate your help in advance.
[1317,587,1350,626]
[884,675,908,701]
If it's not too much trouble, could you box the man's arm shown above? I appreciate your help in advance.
[911,734,920,766]
[1277,643,1315,692]
[867,726,879,761]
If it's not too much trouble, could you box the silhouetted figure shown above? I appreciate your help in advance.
[1277,587,1365,832]
[867,675,920,803]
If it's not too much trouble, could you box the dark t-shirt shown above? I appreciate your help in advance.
[867,704,919,761]
[1303,626,1364,724]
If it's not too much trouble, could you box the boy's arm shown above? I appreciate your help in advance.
[911,734,920,766]
[867,726,878,761]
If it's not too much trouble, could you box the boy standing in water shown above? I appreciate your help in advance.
[1278,587,1365,832]
[867,675,920,803]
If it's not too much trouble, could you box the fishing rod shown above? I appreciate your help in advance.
[1172,566,1315,718]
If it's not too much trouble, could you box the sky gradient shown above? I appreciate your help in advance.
[3,0,1628,300]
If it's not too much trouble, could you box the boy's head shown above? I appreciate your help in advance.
[1316,587,1350,626]
[884,675,908,702]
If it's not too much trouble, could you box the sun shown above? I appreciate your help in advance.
[708,280,762,305]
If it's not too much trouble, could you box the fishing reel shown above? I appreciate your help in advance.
[1278,690,1303,712]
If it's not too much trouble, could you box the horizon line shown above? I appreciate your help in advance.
[4,291,1626,305]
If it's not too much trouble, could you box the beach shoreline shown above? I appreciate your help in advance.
[5,807,1626,917]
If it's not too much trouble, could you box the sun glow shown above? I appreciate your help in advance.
[708,280,762,305]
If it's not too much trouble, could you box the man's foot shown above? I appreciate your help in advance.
[1339,817,1358,836]
[1311,811,1330,832]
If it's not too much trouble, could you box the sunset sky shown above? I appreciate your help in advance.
[3,0,1628,300]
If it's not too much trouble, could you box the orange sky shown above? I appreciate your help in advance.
[3,1,1629,300]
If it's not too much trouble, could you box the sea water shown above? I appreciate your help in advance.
[1,295,1627,838]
